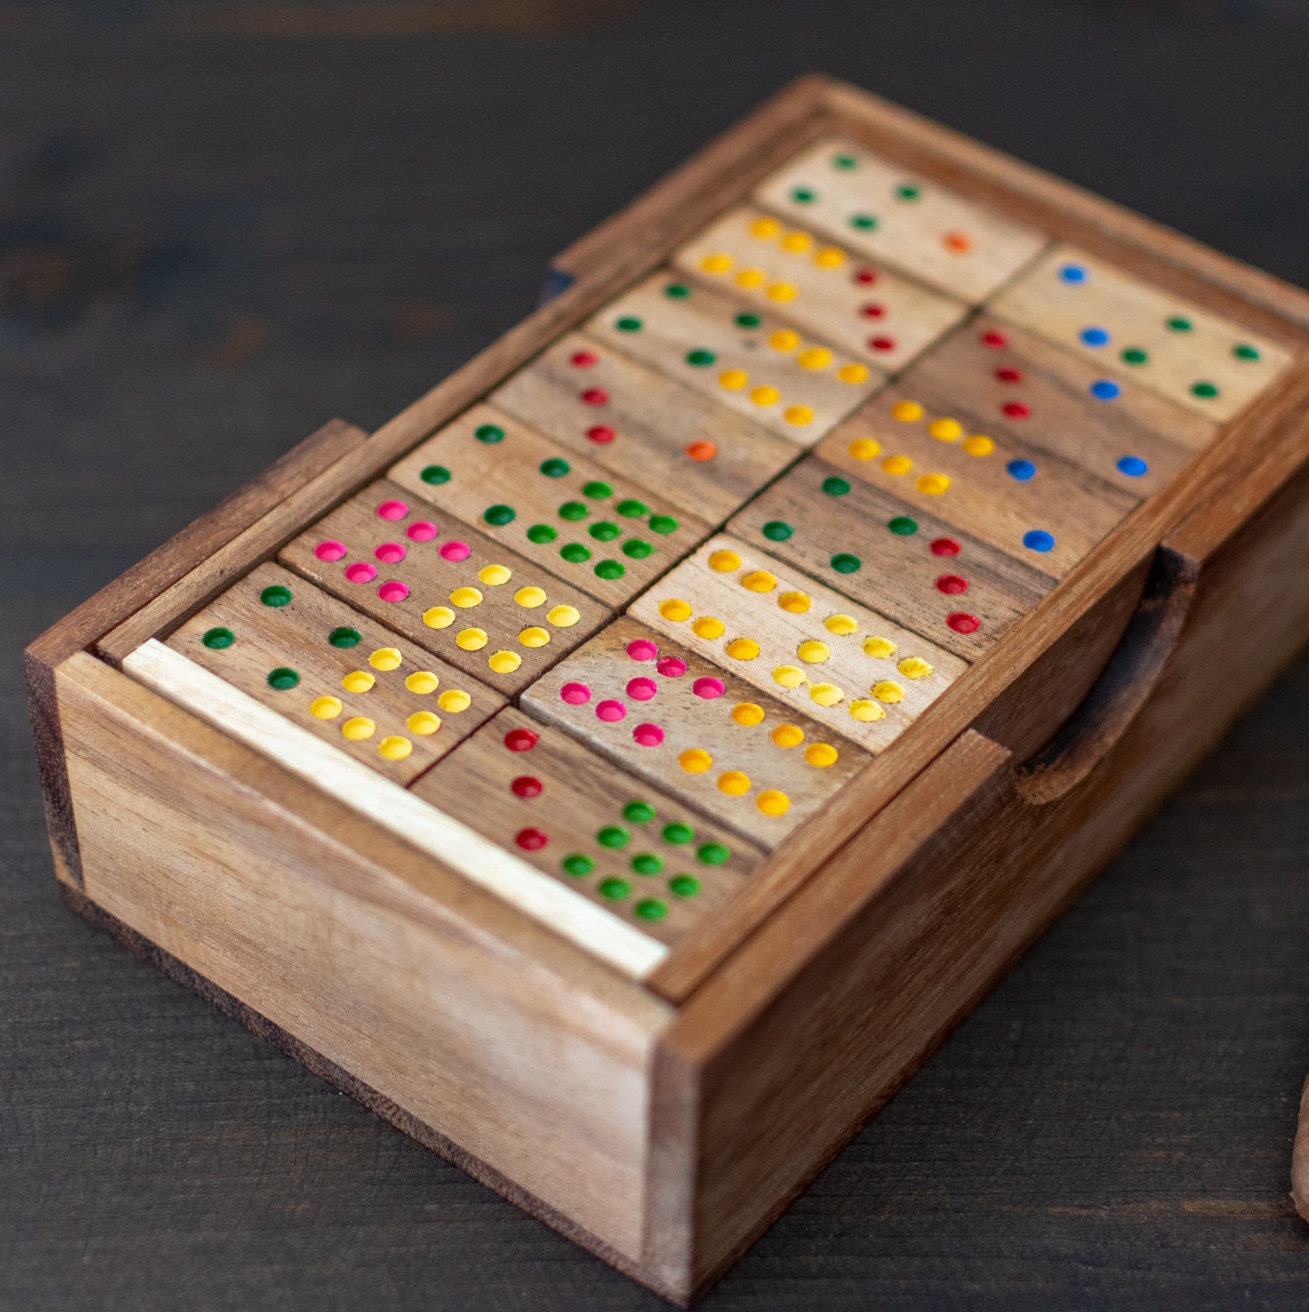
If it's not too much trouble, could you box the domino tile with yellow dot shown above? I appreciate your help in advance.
[165,561,504,785]
[521,616,872,849]
[279,479,611,697]
[627,535,967,754]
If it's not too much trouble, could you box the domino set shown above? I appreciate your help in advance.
[28,78,1309,1302]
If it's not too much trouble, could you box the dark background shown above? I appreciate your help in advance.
[3,2,1309,1308]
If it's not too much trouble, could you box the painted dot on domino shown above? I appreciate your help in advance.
[627,639,658,661]
[1080,327,1110,347]
[656,656,686,678]
[1090,379,1120,401]
[1059,263,1088,284]
[560,681,591,705]
[1007,459,1036,482]
[633,724,664,747]
[1117,455,1149,477]
[1023,529,1055,553]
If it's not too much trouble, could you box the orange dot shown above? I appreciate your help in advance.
[943,231,973,252]
[686,440,717,462]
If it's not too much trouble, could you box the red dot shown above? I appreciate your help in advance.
[504,728,538,752]
[936,574,969,595]
[853,268,878,285]
[947,612,981,634]
[581,388,608,406]
[980,329,1008,348]
[1001,401,1030,418]
[930,537,961,557]
[995,366,1023,383]
[685,440,716,461]
[511,775,544,798]
[515,827,548,851]
[586,425,616,444]
[869,335,896,352]
[571,350,598,368]
[943,231,973,252]
[860,303,885,318]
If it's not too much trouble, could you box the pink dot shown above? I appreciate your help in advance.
[439,541,471,562]
[344,562,377,584]
[596,699,627,722]
[315,540,347,562]
[407,521,438,542]
[627,677,658,701]
[374,542,407,563]
[377,581,410,603]
[692,677,725,700]
[377,499,408,520]
[656,657,687,678]
[560,682,591,705]
[633,723,665,747]
[626,639,658,661]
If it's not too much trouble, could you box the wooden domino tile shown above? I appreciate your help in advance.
[387,402,712,607]
[628,534,967,754]
[754,135,1049,303]
[895,316,1216,498]
[817,391,1139,580]
[522,616,871,848]
[728,458,1052,661]
[410,706,760,944]
[585,270,882,445]
[163,562,504,784]
[490,330,798,522]
[279,480,610,696]
[671,204,967,371]
[990,244,1293,421]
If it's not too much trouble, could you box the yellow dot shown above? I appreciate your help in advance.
[437,689,472,713]
[891,400,924,422]
[741,569,777,593]
[849,438,881,461]
[850,699,885,722]
[778,590,811,613]
[423,606,455,629]
[405,670,439,694]
[511,587,546,611]
[479,564,512,586]
[873,680,904,703]
[797,347,832,369]
[824,614,858,636]
[701,252,733,273]
[883,455,913,475]
[310,695,342,719]
[810,682,844,707]
[659,598,693,622]
[757,790,791,817]
[732,702,766,726]
[963,435,995,457]
[863,636,898,659]
[368,647,402,671]
[718,771,751,796]
[781,230,812,253]
[751,385,781,406]
[456,628,488,651]
[928,418,962,441]
[693,616,725,639]
[726,637,760,660]
[771,723,805,748]
[814,246,844,268]
[768,330,799,353]
[898,656,934,680]
[547,605,581,627]
[736,267,765,289]
[766,282,797,302]
[407,711,441,735]
[750,215,780,239]
[916,473,951,496]
[798,639,830,664]
[341,670,375,694]
[708,549,741,573]
[378,735,412,761]
[773,665,806,688]
[489,650,522,674]
[680,748,713,774]
[837,363,869,383]
[518,626,550,648]
[784,405,814,426]
[450,586,482,608]
[805,742,839,768]
[720,368,749,390]
[341,716,375,741]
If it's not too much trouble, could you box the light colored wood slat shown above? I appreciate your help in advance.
[628,534,966,755]
[387,402,712,607]
[585,270,882,445]
[753,134,1049,303]
[990,244,1295,421]
[521,616,871,850]
[728,458,1052,661]
[123,639,667,979]
[411,706,761,945]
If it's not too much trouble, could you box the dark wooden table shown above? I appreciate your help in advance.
[4,3,1309,1308]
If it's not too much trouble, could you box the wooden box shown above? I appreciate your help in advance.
[26,76,1309,1304]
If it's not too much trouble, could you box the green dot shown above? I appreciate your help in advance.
[664,283,689,299]
[821,476,851,497]
[475,423,505,443]
[622,539,653,559]
[562,854,594,877]
[790,186,816,203]
[201,626,234,650]
[736,311,762,329]
[662,822,694,845]
[583,480,612,500]
[539,457,570,478]
[635,899,668,920]
[1121,347,1149,365]
[1234,343,1261,361]
[420,464,451,485]
[527,524,557,544]
[850,213,878,231]
[559,501,588,521]
[616,316,643,332]
[1166,316,1193,333]
[697,843,730,866]
[1191,381,1220,399]
[623,801,656,824]
[598,825,630,848]
[669,875,700,898]
[831,553,862,574]
[589,521,621,541]
[267,666,299,690]
[260,585,292,608]
[616,498,647,518]
[896,183,921,200]
[888,515,919,536]
[599,878,631,900]
[648,515,678,535]
[833,154,858,170]
[328,627,361,648]
[762,520,793,541]
[632,853,664,876]
[561,543,591,563]
[595,559,625,580]
[484,504,516,526]
[686,349,716,367]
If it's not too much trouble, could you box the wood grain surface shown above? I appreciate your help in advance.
[6,4,1309,1310]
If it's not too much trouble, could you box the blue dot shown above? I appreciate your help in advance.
[1090,379,1120,400]
[1007,459,1037,481]
[1081,327,1110,347]
[1059,263,1087,284]
[1117,455,1149,477]
[1023,529,1055,553]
